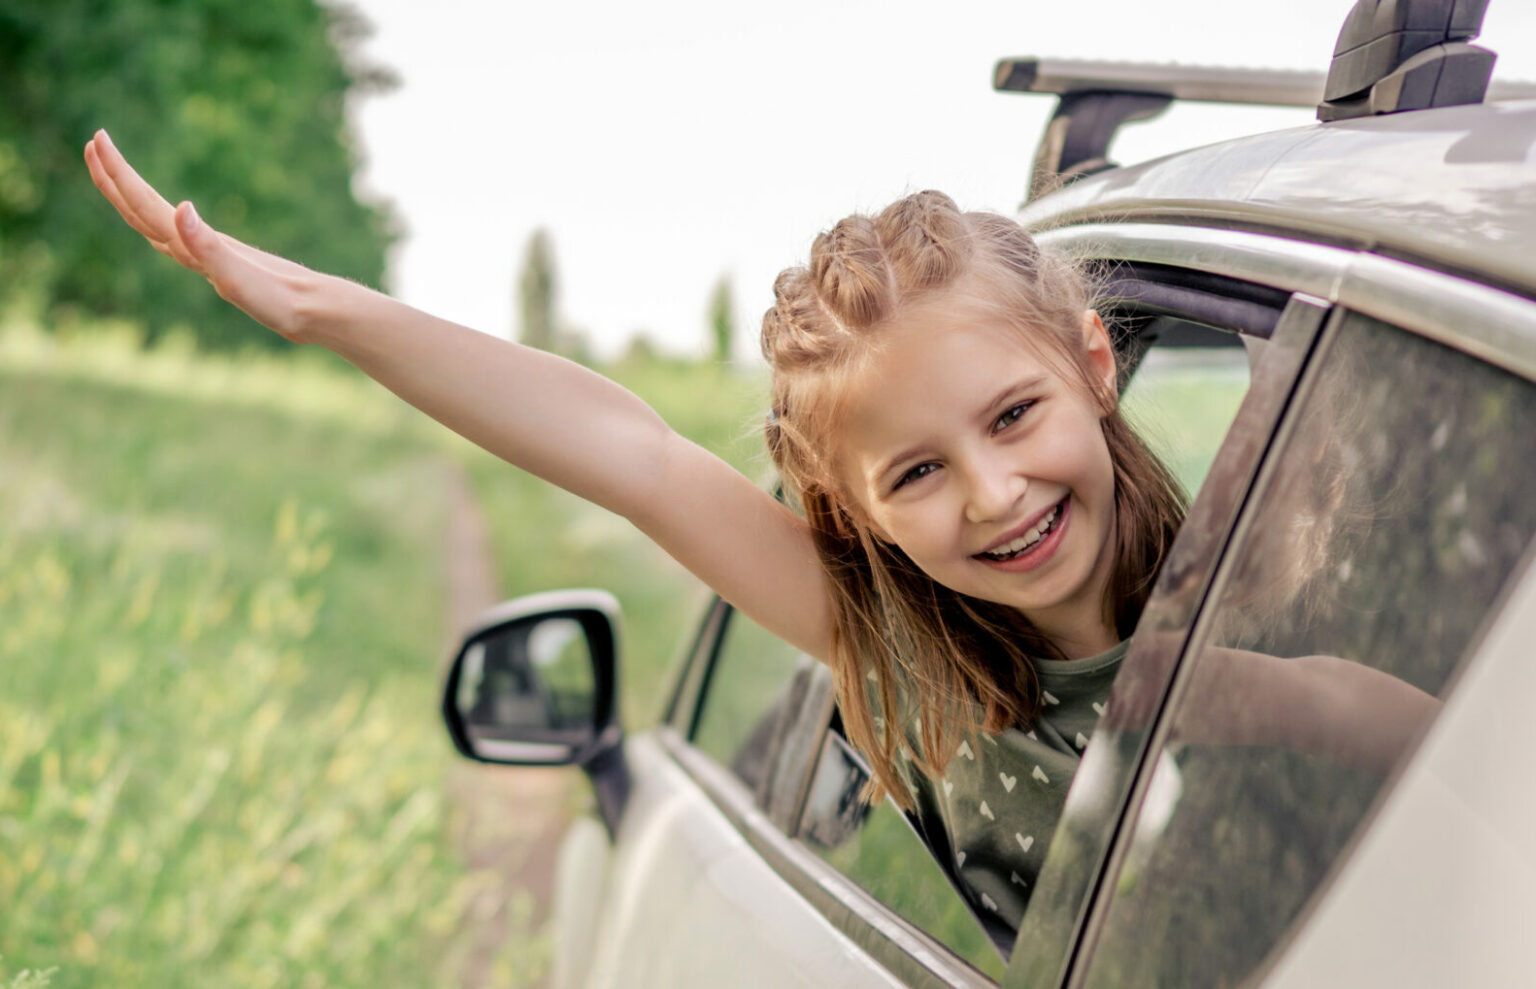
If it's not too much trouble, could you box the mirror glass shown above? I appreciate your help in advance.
[454,616,597,763]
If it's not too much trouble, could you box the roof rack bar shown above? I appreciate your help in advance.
[995,58,1328,107]
[994,56,1536,104]
[995,55,1536,201]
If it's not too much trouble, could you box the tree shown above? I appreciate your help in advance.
[707,274,735,363]
[517,228,558,352]
[0,0,397,349]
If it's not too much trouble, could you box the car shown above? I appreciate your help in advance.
[438,3,1536,986]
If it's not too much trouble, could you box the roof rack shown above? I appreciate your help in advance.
[997,2,1536,201]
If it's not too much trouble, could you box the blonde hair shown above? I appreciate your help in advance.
[761,191,1186,807]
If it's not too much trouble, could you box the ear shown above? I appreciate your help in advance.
[1081,309,1117,411]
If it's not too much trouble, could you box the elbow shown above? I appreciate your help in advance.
[606,418,692,529]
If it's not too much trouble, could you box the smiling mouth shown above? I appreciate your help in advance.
[977,500,1065,561]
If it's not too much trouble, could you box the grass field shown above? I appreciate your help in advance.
[0,322,764,987]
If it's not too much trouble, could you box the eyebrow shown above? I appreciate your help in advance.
[976,374,1048,425]
[869,372,1051,489]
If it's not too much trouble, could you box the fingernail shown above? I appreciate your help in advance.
[99,129,115,149]
[181,202,201,233]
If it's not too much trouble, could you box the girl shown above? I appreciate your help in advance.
[81,130,1428,937]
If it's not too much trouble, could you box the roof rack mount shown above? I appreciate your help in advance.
[1319,0,1496,121]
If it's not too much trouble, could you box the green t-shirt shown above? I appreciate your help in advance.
[895,640,1128,942]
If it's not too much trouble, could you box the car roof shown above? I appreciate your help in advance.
[1019,99,1536,301]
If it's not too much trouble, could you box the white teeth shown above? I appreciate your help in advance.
[982,505,1061,559]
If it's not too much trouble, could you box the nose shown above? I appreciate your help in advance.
[962,453,1027,524]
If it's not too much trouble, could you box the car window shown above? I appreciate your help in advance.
[1105,266,1275,497]
[1077,310,1536,988]
[798,724,1007,982]
[1119,342,1249,494]
[690,606,804,789]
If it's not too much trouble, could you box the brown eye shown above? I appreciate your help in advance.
[893,462,938,491]
[993,402,1032,433]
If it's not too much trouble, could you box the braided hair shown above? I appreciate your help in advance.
[760,191,1186,807]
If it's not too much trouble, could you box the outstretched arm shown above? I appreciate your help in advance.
[85,130,833,659]
[1175,647,1438,773]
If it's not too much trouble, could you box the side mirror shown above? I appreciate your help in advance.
[441,589,630,832]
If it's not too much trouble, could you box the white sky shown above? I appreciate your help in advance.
[346,0,1536,359]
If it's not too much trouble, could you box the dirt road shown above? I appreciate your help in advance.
[444,461,573,989]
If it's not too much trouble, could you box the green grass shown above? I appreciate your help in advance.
[0,322,770,986]
[0,323,537,986]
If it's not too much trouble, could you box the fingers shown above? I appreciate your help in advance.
[83,130,202,271]
[83,139,168,257]
[86,130,175,229]
[83,128,323,341]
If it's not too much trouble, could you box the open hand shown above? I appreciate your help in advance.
[84,129,326,342]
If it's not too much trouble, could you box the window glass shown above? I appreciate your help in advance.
[799,729,1006,982]
[1080,313,1536,987]
[1120,342,1250,494]
[691,607,804,789]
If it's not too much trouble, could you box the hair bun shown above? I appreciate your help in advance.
[809,215,891,330]
[875,190,969,292]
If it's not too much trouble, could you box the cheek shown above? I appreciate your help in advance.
[1057,421,1116,511]
[878,502,954,561]
[1090,435,1117,506]
[1071,405,1115,472]
[841,489,893,544]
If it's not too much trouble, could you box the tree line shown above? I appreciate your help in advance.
[517,227,739,364]
[0,0,395,350]
[0,0,740,360]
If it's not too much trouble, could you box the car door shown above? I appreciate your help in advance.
[1000,225,1349,986]
[654,598,1008,987]
[570,594,911,989]
[1032,234,1536,987]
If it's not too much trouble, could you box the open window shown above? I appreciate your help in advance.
[1099,261,1290,495]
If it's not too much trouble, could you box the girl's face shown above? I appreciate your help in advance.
[834,295,1120,658]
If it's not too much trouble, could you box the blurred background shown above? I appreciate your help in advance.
[2,1,1533,986]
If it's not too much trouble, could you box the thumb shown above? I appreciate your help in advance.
[175,200,243,305]
[171,199,307,339]
[175,200,214,262]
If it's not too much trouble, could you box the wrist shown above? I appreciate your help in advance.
[289,270,368,348]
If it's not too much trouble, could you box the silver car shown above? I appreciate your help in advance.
[441,3,1536,985]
